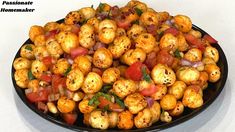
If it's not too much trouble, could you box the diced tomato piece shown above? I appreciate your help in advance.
[125,61,144,81]
[184,34,205,51]
[164,27,179,36]
[45,29,59,40]
[146,24,158,36]
[139,84,158,96]
[144,51,157,70]
[26,89,48,103]
[203,34,218,44]
[62,113,78,125]
[116,18,131,30]
[42,56,55,67]
[40,74,52,83]
[52,75,66,93]
[70,47,88,59]
[156,49,174,67]
[109,103,124,112]
[98,96,123,112]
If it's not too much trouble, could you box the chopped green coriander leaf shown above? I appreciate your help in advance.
[111,93,125,108]
[131,20,139,25]
[64,67,71,76]
[134,8,143,16]
[91,4,94,8]
[101,85,112,93]
[174,49,182,59]
[141,66,151,83]
[98,3,105,12]
[102,104,110,112]
[28,70,35,80]
[25,45,33,51]
[88,92,111,106]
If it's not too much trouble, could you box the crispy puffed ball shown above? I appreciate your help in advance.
[120,6,139,22]
[102,68,120,84]
[27,79,39,92]
[79,24,95,49]
[56,31,79,54]
[57,96,76,113]
[98,19,117,31]
[64,11,83,25]
[34,35,46,46]
[168,81,187,100]
[93,48,113,69]
[188,29,202,38]
[184,48,202,62]
[177,33,189,52]
[44,21,60,32]
[169,101,184,117]
[158,11,170,23]
[204,64,221,82]
[14,69,29,88]
[176,66,200,85]
[151,64,176,86]
[89,110,109,130]
[140,11,159,26]
[204,46,219,63]
[98,28,116,44]
[124,93,147,114]
[117,110,134,130]
[127,0,148,12]
[202,57,216,65]
[160,33,178,51]
[127,24,146,40]
[135,33,157,53]
[13,57,31,70]
[160,111,172,123]
[78,99,95,114]
[46,39,64,58]
[150,101,161,123]
[82,72,103,94]
[108,36,131,59]
[31,60,48,79]
[72,56,91,75]
[87,17,100,32]
[121,48,146,66]
[108,112,119,128]
[34,46,49,60]
[29,25,44,42]
[182,85,203,109]
[113,79,137,99]
[52,58,70,75]
[79,7,96,20]
[66,68,84,91]
[151,85,167,100]
[173,15,192,32]
[134,108,152,129]
[20,44,35,60]
[116,28,126,37]
[160,94,177,110]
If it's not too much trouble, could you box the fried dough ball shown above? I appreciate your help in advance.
[151,64,176,86]
[27,79,39,92]
[78,99,95,114]
[149,101,161,123]
[56,31,79,53]
[182,85,203,109]
[204,46,219,63]
[124,93,147,114]
[44,22,60,32]
[117,110,134,130]
[64,11,83,25]
[98,28,116,44]
[102,68,120,84]
[127,0,148,12]
[160,111,172,123]
[89,110,109,130]
[52,58,70,75]
[158,11,170,23]
[66,68,84,91]
[173,15,192,32]
[160,33,178,51]
[151,85,167,100]
[169,101,184,117]
[202,57,216,65]
[34,46,49,60]
[20,44,35,60]
[45,39,64,58]
[134,108,152,128]
[34,35,46,46]
[122,48,146,66]
[113,79,137,99]
[168,81,187,99]
[140,11,159,26]
[31,60,48,79]
[184,48,202,62]
[13,57,31,70]
[177,33,189,52]
[79,7,96,20]
[72,55,91,75]
[135,33,156,53]
[87,17,100,32]
[176,66,200,85]
[120,6,139,22]
[98,19,117,31]
[29,25,44,42]
[188,29,202,38]
[127,24,146,40]
[78,24,95,48]
[93,48,113,68]
[108,36,131,59]
[204,64,221,82]
[82,72,103,94]
[14,69,29,88]
[108,112,119,128]
[57,96,76,113]
[160,94,177,110]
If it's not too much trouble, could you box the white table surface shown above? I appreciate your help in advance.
[0,0,234,131]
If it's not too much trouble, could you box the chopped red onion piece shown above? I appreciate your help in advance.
[67,58,74,64]
[25,88,33,95]
[94,42,106,50]
[180,59,204,68]
[146,97,154,108]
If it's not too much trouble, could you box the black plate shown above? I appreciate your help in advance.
[11,21,228,131]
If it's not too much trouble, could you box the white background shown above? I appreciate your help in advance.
[0,0,234,131]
